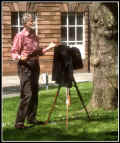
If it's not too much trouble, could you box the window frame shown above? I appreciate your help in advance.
[61,12,84,46]
[61,12,85,59]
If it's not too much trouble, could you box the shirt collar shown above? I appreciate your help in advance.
[22,28,30,36]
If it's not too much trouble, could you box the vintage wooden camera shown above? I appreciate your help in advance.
[45,44,90,126]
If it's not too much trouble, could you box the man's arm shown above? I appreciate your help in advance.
[42,42,56,54]
[11,34,23,60]
[21,42,56,60]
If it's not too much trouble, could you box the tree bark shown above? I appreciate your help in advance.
[88,3,118,110]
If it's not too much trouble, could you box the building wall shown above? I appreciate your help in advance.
[2,2,92,76]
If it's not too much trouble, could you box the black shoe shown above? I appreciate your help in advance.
[15,123,28,129]
[27,119,45,125]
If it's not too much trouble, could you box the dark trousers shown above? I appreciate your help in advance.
[15,59,40,125]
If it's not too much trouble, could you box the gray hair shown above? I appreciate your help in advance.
[22,13,33,25]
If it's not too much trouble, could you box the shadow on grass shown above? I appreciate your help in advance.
[48,112,117,124]
[2,82,91,96]
[2,125,118,141]
[2,84,59,96]
[2,112,118,142]
[3,86,20,95]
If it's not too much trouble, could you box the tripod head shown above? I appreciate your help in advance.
[52,44,83,88]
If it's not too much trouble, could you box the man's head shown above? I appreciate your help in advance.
[22,13,34,30]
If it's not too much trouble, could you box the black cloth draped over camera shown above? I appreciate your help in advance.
[52,44,83,88]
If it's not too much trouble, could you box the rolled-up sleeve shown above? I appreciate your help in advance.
[11,33,23,60]
[36,36,45,55]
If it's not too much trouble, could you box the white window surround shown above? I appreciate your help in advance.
[61,12,85,59]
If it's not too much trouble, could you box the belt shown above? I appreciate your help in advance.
[28,56,39,60]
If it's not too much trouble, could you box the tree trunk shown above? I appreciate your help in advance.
[88,3,118,110]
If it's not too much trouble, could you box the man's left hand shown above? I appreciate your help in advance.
[49,42,56,49]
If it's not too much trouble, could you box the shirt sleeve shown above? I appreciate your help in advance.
[36,35,45,55]
[11,33,23,60]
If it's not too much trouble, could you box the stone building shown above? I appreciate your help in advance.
[2,2,93,75]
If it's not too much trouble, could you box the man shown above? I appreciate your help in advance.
[11,13,56,129]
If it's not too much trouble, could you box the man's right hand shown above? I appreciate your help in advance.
[20,56,28,61]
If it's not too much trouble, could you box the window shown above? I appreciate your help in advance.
[11,12,37,40]
[61,12,85,59]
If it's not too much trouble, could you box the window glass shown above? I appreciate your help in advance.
[11,12,18,25]
[77,13,83,25]
[77,27,83,41]
[69,27,75,41]
[68,12,75,25]
[61,13,67,25]
[61,27,67,41]
[19,12,24,25]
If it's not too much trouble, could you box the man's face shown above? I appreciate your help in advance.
[25,16,35,30]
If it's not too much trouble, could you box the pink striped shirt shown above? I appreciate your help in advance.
[11,28,43,60]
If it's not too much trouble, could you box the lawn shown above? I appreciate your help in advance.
[2,82,118,141]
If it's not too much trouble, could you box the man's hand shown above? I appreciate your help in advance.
[49,42,56,49]
[43,42,56,53]
[20,56,28,61]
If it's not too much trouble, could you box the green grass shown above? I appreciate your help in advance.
[2,82,118,141]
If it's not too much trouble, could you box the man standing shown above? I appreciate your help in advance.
[11,13,56,129]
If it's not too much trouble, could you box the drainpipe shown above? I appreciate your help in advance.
[87,6,91,73]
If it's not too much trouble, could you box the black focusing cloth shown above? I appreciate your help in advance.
[69,47,83,70]
[52,44,83,88]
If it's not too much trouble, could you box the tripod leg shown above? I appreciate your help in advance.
[45,86,61,124]
[66,103,69,128]
[73,79,90,120]
[66,88,70,128]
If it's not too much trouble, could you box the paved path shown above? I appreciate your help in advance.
[2,72,93,99]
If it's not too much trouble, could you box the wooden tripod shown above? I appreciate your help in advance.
[45,77,90,127]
